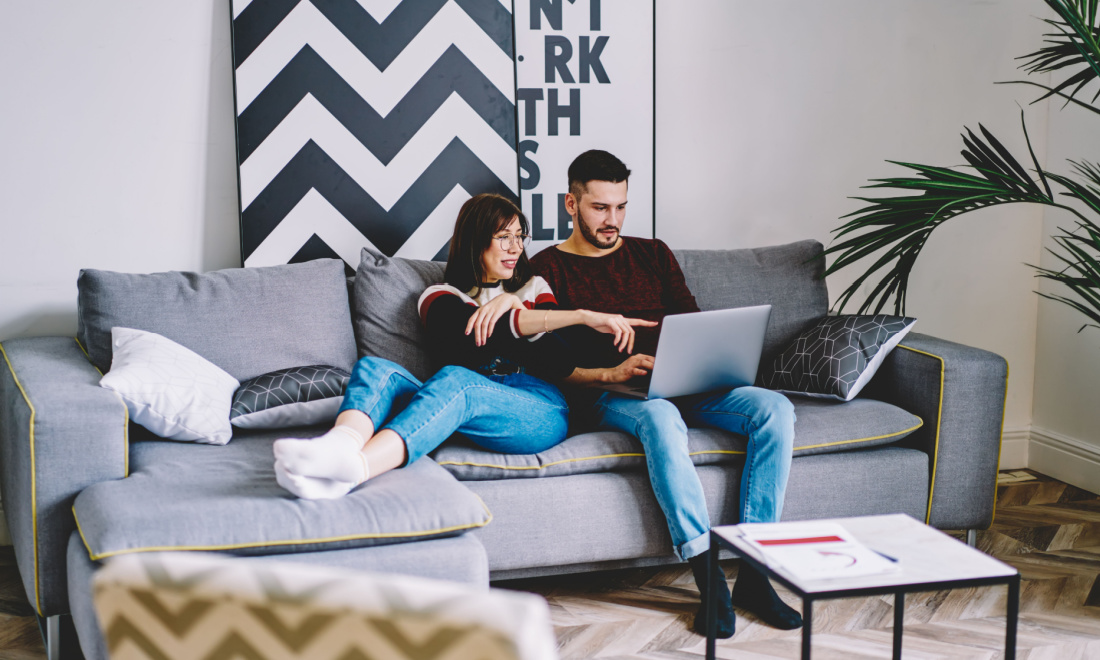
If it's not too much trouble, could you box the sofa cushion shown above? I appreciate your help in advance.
[99,327,240,445]
[674,240,829,365]
[352,247,446,382]
[434,396,922,480]
[78,259,357,382]
[72,431,491,560]
[762,315,917,401]
[231,365,350,430]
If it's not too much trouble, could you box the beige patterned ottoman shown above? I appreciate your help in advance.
[92,552,558,660]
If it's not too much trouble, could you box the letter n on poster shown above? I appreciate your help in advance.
[515,0,655,255]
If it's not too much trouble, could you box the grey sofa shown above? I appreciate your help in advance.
[0,240,1007,659]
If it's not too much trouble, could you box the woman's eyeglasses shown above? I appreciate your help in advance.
[494,233,531,250]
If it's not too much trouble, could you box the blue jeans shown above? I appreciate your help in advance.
[590,386,794,559]
[339,357,570,464]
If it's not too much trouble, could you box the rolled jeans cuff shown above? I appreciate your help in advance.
[678,529,711,560]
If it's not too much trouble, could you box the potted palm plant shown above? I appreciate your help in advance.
[825,0,1100,330]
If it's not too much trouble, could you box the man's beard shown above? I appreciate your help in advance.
[576,208,620,250]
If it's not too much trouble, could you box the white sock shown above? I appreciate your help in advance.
[273,426,369,484]
[274,461,357,499]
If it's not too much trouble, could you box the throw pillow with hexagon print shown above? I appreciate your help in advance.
[231,365,351,430]
[761,315,916,401]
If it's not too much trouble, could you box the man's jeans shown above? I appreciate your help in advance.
[340,357,570,465]
[591,386,795,559]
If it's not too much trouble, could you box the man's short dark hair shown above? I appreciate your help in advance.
[568,150,631,201]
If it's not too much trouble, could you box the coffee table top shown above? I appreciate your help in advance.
[713,513,1018,595]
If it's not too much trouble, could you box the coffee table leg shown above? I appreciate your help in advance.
[893,591,904,660]
[1006,575,1020,660]
[706,534,717,660]
[801,598,812,659]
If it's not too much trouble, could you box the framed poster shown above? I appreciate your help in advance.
[229,1,653,269]
[230,0,520,271]
[514,0,655,254]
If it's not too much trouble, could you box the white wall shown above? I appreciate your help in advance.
[0,2,241,341]
[0,1,241,546]
[1031,101,1100,494]
[656,0,1050,456]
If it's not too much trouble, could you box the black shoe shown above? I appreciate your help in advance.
[731,561,803,630]
[688,551,736,638]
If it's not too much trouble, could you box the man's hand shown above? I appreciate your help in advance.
[465,294,523,346]
[579,310,658,353]
[603,354,655,383]
[562,354,655,387]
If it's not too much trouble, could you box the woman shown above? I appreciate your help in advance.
[274,193,655,499]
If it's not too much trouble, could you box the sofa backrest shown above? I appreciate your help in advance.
[351,241,829,380]
[675,239,829,362]
[77,259,358,381]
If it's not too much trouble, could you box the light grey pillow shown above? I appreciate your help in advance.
[78,259,357,382]
[352,247,446,382]
[674,240,830,363]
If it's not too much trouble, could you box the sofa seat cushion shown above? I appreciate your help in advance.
[434,397,922,480]
[72,430,491,560]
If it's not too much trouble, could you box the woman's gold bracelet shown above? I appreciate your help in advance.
[544,310,550,334]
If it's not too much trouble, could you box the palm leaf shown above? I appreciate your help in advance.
[823,117,1053,315]
[826,0,1100,330]
[1006,1,1100,110]
[1032,227,1100,331]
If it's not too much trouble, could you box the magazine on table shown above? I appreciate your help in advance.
[730,521,901,582]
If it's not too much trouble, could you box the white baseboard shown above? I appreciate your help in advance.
[1029,426,1100,496]
[999,427,1030,470]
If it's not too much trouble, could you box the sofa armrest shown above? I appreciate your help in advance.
[863,332,1007,531]
[0,337,129,616]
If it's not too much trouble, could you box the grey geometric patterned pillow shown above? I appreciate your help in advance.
[230,365,350,430]
[761,315,916,401]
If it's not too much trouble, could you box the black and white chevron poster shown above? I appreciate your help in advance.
[231,0,520,269]
[230,0,653,269]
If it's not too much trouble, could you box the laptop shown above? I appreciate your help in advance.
[598,304,772,400]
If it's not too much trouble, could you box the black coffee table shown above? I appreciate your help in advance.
[705,514,1020,659]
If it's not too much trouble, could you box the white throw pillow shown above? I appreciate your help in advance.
[99,327,240,445]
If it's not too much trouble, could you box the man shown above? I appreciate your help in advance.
[530,150,801,638]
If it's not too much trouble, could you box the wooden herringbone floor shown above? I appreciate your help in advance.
[500,469,1100,659]
[0,469,1096,658]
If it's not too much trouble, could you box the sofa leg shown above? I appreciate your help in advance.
[36,614,82,660]
[966,529,977,547]
[38,614,60,660]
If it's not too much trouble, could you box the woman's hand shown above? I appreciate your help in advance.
[602,354,655,383]
[579,310,659,353]
[466,294,524,346]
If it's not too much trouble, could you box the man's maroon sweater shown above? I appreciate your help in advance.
[530,237,700,360]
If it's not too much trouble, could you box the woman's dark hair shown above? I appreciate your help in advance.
[445,193,533,295]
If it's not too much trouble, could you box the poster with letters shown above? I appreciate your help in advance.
[230,0,653,269]
[514,0,655,253]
